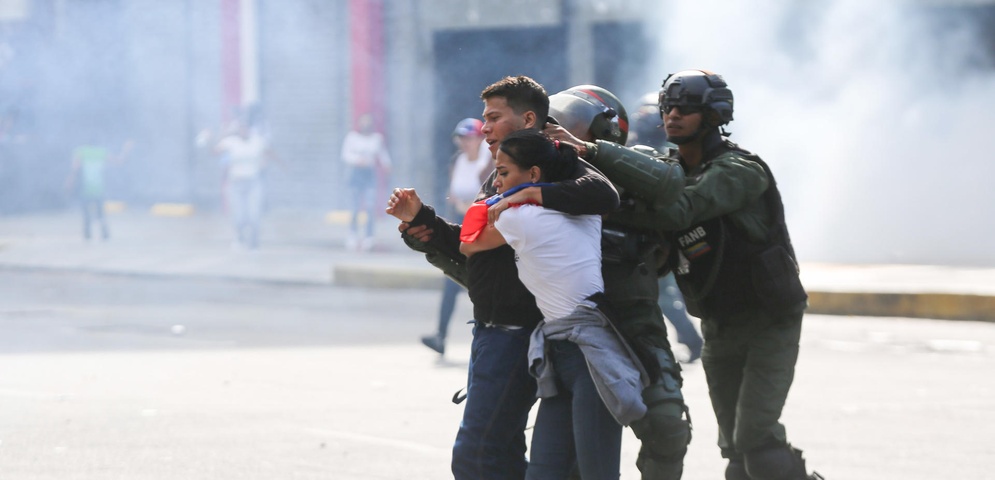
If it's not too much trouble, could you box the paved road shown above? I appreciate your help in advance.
[1,271,993,479]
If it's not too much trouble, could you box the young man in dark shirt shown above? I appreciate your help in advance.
[386,76,618,480]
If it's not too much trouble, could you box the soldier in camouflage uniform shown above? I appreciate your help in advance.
[566,70,824,480]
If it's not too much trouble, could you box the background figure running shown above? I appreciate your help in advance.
[422,118,490,355]
[214,119,279,250]
[67,138,133,241]
[341,112,392,252]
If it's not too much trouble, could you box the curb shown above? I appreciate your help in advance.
[332,263,442,289]
[4,259,992,323]
[331,265,995,323]
[150,203,196,217]
[807,291,995,322]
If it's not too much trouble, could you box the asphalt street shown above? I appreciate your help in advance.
[0,270,993,479]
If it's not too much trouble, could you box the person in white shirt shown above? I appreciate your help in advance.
[422,118,492,355]
[340,113,392,251]
[459,129,647,480]
[214,120,278,249]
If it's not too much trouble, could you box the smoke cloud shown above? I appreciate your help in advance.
[644,0,995,266]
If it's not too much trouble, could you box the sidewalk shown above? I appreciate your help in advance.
[1,208,993,322]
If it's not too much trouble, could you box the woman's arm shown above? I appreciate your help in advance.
[459,224,507,257]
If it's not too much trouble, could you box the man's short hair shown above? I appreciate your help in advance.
[480,76,549,126]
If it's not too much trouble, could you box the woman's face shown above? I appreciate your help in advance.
[492,150,535,194]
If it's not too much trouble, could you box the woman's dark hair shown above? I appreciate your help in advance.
[497,129,578,183]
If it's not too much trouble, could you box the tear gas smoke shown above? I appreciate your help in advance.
[643,0,995,266]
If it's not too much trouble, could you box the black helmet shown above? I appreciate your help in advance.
[628,91,668,149]
[658,70,734,126]
[548,85,628,145]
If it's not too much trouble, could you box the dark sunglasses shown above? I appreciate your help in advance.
[661,104,704,115]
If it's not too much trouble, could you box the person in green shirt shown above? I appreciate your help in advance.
[68,140,132,241]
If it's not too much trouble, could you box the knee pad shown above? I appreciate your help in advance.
[630,407,691,458]
[744,444,809,480]
[631,345,692,455]
[630,346,691,480]
[725,459,749,480]
[636,449,684,480]
[643,347,685,406]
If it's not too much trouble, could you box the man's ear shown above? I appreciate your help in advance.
[522,111,537,129]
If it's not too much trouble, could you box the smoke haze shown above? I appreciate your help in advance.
[644,0,995,266]
[1,0,993,266]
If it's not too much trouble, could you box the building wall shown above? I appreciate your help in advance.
[256,0,349,210]
[119,0,200,204]
[0,0,660,213]
[381,0,658,207]
[2,0,994,215]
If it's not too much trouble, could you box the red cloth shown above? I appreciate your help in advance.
[460,183,549,244]
[459,199,540,243]
[459,201,490,243]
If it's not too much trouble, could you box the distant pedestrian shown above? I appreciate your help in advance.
[421,118,490,355]
[658,273,703,362]
[67,139,133,241]
[341,113,392,252]
[214,119,279,250]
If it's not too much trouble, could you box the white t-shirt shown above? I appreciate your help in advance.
[216,133,268,179]
[341,130,392,169]
[449,140,492,206]
[495,204,603,321]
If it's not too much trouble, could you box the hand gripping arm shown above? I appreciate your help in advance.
[587,140,685,211]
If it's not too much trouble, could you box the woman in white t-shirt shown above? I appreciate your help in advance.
[459,129,647,480]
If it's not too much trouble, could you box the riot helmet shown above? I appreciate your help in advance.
[548,85,628,145]
[628,91,668,150]
[658,70,734,126]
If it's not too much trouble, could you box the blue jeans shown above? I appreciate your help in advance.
[348,166,376,237]
[436,278,463,338]
[80,195,108,240]
[435,209,466,339]
[526,340,622,480]
[227,176,264,247]
[658,273,703,355]
[452,323,537,480]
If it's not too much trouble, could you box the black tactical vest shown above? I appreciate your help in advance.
[670,141,807,319]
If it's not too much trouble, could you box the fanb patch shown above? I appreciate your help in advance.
[683,241,712,260]
[678,225,713,260]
